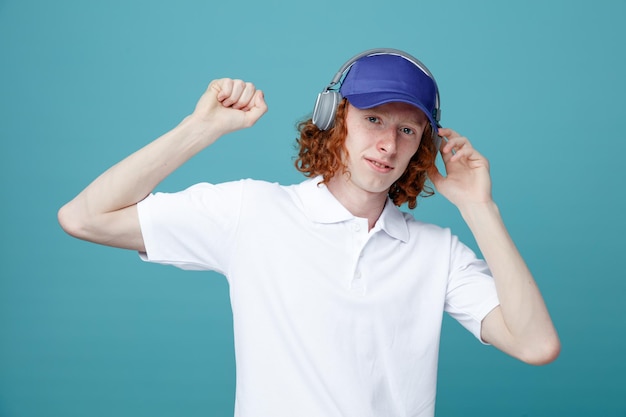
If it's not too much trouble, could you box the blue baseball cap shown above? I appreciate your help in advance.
[340,53,440,134]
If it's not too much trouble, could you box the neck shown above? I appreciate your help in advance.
[326,175,388,231]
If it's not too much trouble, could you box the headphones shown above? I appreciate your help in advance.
[312,48,441,133]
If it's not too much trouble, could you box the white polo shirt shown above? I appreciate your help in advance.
[137,176,499,417]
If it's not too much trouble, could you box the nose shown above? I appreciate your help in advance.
[377,127,398,155]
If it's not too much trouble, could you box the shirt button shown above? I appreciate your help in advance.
[353,223,361,232]
[354,271,362,280]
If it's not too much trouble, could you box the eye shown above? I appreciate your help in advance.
[367,116,380,124]
[401,127,415,135]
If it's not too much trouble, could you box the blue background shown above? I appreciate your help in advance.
[1,0,625,416]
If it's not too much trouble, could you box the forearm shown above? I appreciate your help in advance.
[459,201,560,362]
[58,116,219,244]
[81,117,215,212]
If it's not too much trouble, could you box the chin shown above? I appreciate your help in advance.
[361,181,394,195]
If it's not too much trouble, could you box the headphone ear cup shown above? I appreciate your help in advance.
[433,121,442,148]
[433,133,442,152]
[312,91,341,130]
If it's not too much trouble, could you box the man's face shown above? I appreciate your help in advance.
[339,101,427,196]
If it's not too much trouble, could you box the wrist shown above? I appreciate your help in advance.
[458,200,501,230]
[176,114,223,150]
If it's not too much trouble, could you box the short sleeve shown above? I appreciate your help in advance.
[444,235,500,342]
[136,180,244,273]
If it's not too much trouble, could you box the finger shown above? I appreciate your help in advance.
[438,135,457,164]
[440,131,473,161]
[447,137,471,159]
[436,128,456,159]
[219,79,250,107]
[445,134,470,148]
[211,78,234,102]
[241,88,266,113]
[233,82,257,110]
[253,89,268,113]
[224,80,259,110]
[242,90,268,127]
[437,127,461,141]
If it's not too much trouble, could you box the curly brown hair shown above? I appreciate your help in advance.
[294,99,437,209]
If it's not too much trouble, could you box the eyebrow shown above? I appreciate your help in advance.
[371,106,427,126]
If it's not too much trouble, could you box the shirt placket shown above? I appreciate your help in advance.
[348,218,369,295]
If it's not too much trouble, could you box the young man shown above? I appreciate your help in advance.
[58,50,560,416]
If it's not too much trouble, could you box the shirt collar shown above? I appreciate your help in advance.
[293,176,410,242]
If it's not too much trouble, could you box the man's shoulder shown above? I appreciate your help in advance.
[184,177,296,193]
[236,177,308,197]
[398,209,453,239]
[235,176,324,202]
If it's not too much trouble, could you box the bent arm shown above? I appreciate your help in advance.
[461,201,560,365]
[58,79,267,252]
[430,128,560,365]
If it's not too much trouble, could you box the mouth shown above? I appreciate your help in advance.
[366,158,394,172]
